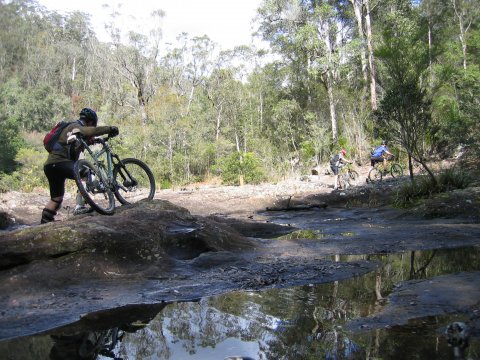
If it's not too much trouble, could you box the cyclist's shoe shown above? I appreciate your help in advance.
[73,205,94,215]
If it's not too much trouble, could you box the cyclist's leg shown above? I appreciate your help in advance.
[331,165,339,189]
[42,163,74,223]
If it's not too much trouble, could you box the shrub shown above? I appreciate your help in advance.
[215,152,266,185]
[395,175,434,207]
[0,148,47,192]
[436,167,473,191]
[395,167,473,207]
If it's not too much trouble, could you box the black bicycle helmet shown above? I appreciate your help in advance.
[79,108,98,126]
[381,140,387,145]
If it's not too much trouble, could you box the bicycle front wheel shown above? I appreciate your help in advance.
[339,173,349,190]
[73,159,115,215]
[368,167,383,182]
[113,158,156,205]
[390,163,404,178]
[349,170,359,182]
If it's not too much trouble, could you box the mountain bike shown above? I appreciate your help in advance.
[71,133,156,215]
[338,163,360,190]
[367,155,404,183]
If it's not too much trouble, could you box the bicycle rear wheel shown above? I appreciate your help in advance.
[390,163,404,178]
[73,159,115,215]
[368,167,383,182]
[113,158,156,205]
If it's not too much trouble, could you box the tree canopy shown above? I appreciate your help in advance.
[0,0,478,190]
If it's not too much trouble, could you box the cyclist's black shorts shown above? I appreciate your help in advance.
[330,165,339,175]
[370,156,384,167]
[44,161,75,198]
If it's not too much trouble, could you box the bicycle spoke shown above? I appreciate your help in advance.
[74,160,115,215]
[113,158,155,205]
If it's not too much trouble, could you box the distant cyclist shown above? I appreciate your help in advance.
[370,140,393,172]
[330,149,352,190]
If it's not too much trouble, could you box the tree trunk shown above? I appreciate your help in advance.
[235,132,244,186]
[408,153,414,181]
[71,57,76,81]
[321,18,338,142]
[365,0,377,110]
[215,105,222,141]
[186,85,195,115]
[327,72,338,141]
[350,0,369,85]
[452,0,469,70]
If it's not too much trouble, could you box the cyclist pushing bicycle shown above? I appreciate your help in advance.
[41,108,119,224]
[330,149,353,190]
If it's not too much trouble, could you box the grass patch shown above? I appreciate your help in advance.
[275,229,326,240]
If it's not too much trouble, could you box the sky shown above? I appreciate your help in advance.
[37,0,264,50]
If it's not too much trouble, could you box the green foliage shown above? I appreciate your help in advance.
[432,65,480,148]
[215,152,266,186]
[375,6,435,177]
[0,147,47,193]
[0,0,478,194]
[0,113,24,173]
[436,166,474,191]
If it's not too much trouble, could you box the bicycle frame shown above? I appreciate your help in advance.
[377,157,396,174]
[78,136,142,195]
[78,137,117,189]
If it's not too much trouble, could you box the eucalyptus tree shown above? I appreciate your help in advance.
[0,1,74,130]
[349,0,378,110]
[451,0,479,70]
[0,0,31,83]
[374,1,435,182]
[182,35,217,115]
[257,0,357,143]
[103,8,165,124]
[418,0,480,150]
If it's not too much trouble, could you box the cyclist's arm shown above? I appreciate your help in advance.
[339,155,352,165]
[79,125,112,138]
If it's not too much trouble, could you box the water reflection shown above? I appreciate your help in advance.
[1,247,478,359]
[50,327,125,359]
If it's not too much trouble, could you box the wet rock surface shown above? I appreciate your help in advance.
[0,199,378,340]
[0,176,479,341]
[346,271,480,332]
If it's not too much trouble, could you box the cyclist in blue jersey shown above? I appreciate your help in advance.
[369,140,393,172]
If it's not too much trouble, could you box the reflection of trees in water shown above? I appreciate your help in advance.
[50,328,125,360]
[52,248,477,359]
[117,321,170,360]
[355,247,480,359]
[409,250,437,279]
[354,315,480,360]
[162,299,271,354]
[113,286,367,359]
[363,247,480,300]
